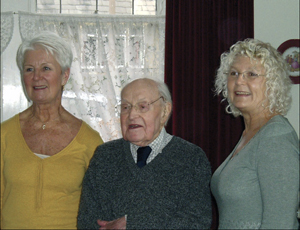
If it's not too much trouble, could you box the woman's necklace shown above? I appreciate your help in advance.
[31,107,65,130]
[37,113,63,130]
[41,117,62,130]
[42,123,48,130]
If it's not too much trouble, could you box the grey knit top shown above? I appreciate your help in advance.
[77,136,212,229]
[211,115,299,229]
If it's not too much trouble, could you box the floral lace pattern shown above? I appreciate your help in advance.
[18,11,165,141]
[1,11,14,54]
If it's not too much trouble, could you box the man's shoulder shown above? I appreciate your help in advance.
[166,136,207,160]
[95,138,125,151]
[165,136,211,171]
[89,138,127,165]
[170,136,203,151]
[93,138,130,158]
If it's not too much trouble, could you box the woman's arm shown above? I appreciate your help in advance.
[257,130,299,229]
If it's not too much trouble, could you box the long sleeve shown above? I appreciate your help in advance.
[77,143,116,229]
[1,122,7,227]
[77,155,107,229]
[257,122,299,229]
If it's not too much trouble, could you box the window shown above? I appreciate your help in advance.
[36,0,157,15]
[1,1,165,141]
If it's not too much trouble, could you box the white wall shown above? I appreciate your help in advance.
[254,0,299,138]
[1,0,299,137]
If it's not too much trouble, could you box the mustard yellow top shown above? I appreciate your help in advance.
[1,114,103,229]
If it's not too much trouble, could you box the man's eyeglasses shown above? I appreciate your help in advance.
[116,96,164,114]
[224,70,266,81]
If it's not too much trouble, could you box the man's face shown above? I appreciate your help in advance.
[120,79,170,146]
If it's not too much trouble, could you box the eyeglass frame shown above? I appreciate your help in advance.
[224,70,266,81]
[116,96,165,114]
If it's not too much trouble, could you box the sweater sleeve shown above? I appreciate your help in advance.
[77,147,111,229]
[257,125,299,229]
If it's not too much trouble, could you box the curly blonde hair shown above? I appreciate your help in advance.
[215,38,292,117]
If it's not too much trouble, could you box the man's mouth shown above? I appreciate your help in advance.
[129,124,142,129]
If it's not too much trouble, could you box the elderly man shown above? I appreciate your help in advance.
[77,78,212,229]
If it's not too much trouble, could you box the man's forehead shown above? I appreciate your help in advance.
[127,79,156,88]
[121,90,158,102]
[122,80,158,97]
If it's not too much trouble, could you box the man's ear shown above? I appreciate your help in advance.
[161,101,172,124]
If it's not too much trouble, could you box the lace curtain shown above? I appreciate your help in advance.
[17,11,165,141]
[1,11,14,54]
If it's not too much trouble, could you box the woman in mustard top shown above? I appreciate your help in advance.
[0,31,103,229]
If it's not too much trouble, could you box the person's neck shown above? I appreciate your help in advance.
[30,104,65,128]
[243,110,277,134]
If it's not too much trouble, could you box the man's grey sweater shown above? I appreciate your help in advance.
[77,136,212,229]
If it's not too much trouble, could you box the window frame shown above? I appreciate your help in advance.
[36,0,158,15]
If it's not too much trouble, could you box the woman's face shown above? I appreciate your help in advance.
[23,48,69,105]
[227,56,268,116]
